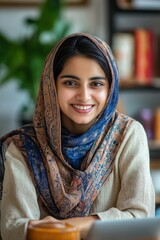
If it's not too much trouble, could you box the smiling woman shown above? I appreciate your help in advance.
[56,55,109,134]
[0,33,155,240]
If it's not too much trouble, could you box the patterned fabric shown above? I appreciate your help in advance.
[60,34,120,170]
[0,33,133,219]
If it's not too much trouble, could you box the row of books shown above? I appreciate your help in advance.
[112,29,160,86]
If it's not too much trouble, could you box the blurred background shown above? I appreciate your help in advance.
[0,0,160,212]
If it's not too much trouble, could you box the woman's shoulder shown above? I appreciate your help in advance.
[0,124,35,152]
[0,124,35,194]
[116,111,147,141]
[116,111,144,129]
[0,124,35,166]
[117,112,148,144]
[0,125,35,193]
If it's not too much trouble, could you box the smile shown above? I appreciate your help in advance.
[73,104,93,110]
[72,104,94,113]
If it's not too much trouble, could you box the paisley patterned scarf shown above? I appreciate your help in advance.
[0,33,132,219]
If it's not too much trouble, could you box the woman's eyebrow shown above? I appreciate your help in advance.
[89,76,106,80]
[60,75,80,80]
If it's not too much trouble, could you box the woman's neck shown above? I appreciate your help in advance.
[61,114,96,135]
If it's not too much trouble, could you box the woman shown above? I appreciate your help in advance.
[0,33,155,240]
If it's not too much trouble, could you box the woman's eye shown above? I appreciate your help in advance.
[90,81,104,87]
[63,80,78,86]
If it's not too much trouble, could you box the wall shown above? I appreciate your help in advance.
[0,0,108,136]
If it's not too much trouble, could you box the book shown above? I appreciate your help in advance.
[112,32,135,83]
[154,108,160,141]
[135,29,155,85]
[155,35,160,79]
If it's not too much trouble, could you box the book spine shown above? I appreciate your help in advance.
[135,29,154,85]
[113,32,135,83]
[155,35,160,79]
[154,108,160,141]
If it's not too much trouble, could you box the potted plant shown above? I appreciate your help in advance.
[0,0,70,124]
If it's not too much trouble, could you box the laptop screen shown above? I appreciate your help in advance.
[86,218,160,240]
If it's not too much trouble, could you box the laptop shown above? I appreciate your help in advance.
[86,217,160,240]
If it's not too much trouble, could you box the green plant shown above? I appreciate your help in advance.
[0,0,70,120]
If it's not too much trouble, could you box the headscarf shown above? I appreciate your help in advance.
[0,33,132,219]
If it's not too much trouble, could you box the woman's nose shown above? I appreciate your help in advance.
[76,86,91,102]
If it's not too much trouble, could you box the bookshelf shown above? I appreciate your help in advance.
[107,0,160,205]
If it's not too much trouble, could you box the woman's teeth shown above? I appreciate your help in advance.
[73,105,92,110]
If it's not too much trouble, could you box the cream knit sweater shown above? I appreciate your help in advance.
[0,120,155,240]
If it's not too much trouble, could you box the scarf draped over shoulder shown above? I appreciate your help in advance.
[0,33,133,219]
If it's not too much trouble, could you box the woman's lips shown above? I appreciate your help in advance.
[71,104,94,113]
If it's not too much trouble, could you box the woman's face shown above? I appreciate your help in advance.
[56,55,109,134]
